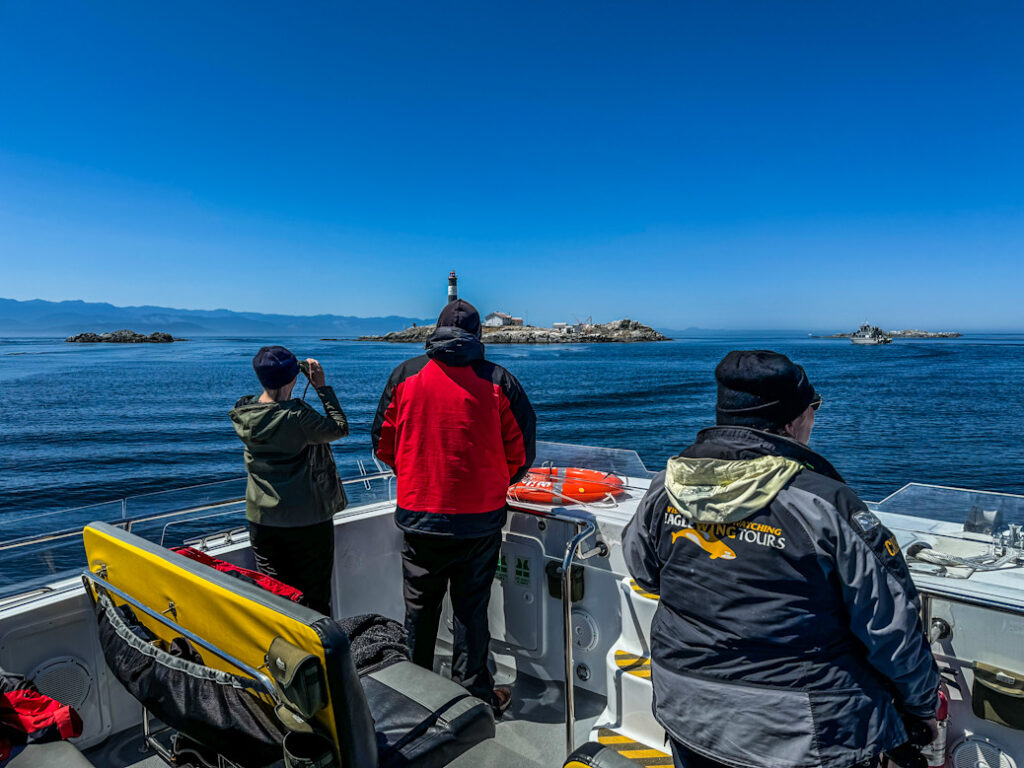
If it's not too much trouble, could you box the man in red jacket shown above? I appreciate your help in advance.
[372,299,536,715]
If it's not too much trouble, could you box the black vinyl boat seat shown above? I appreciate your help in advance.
[82,522,494,768]
[563,742,637,768]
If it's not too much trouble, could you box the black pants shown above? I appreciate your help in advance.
[249,521,334,616]
[671,739,877,768]
[401,531,501,702]
[670,740,738,768]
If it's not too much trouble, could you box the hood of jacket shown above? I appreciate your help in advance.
[665,425,844,523]
[665,454,802,523]
[229,394,296,444]
[425,326,485,366]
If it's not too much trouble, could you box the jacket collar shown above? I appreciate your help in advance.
[684,425,845,483]
[425,327,485,366]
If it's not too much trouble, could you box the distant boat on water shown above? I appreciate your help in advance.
[850,323,893,345]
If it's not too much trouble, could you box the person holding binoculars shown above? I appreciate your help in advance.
[230,345,349,615]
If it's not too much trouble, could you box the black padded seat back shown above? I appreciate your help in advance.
[360,660,495,768]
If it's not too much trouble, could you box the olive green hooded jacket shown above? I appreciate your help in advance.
[229,386,349,527]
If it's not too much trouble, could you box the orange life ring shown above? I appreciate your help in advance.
[508,467,625,504]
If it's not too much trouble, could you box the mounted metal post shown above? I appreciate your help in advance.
[559,518,607,757]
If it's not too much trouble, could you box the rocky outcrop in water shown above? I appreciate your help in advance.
[888,329,961,338]
[359,318,669,344]
[66,330,183,343]
[820,329,961,339]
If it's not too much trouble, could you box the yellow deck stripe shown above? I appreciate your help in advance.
[615,650,652,678]
[628,579,660,600]
[614,651,650,662]
[595,727,673,765]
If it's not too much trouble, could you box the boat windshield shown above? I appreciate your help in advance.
[869,483,1024,527]
[868,483,1024,604]
[531,441,654,479]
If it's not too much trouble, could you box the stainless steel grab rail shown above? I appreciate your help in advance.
[507,502,608,757]
[918,582,1024,617]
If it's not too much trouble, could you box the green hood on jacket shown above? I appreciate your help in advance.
[664,455,803,523]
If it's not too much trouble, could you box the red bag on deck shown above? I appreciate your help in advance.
[173,547,304,603]
[0,673,83,764]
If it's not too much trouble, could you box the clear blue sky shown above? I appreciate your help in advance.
[1,2,1022,329]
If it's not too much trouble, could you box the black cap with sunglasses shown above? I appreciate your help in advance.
[715,350,822,432]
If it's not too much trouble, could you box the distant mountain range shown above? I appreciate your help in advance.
[0,298,432,337]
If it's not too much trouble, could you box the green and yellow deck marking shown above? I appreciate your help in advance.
[614,650,652,679]
[629,579,660,601]
[596,727,673,766]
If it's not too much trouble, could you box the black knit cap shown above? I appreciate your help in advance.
[252,345,299,390]
[715,350,818,430]
[436,299,482,339]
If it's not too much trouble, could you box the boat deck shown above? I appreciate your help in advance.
[82,672,608,768]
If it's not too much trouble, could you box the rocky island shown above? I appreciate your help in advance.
[66,329,184,343]
[819,329,961,339]
[358,318,669,344]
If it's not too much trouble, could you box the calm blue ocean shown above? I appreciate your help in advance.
[2,335,1023,530]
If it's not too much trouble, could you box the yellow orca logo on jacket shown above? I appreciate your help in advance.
[671,528,737,560]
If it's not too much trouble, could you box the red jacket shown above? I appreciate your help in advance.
[371,327,536,537]
[0,672,82,764]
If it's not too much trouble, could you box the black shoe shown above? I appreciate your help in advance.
[491,686,512,718]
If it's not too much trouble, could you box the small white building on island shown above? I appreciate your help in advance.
[484,312,524,327]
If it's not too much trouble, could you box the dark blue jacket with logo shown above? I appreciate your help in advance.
[623,426,939,768]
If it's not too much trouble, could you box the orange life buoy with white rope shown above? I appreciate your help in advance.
[508,467,625,504]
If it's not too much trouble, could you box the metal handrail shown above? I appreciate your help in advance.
[919,582,1024,624]
[0,472,396,554]
[917,581,1024,618]
[82,569,280,704]
[507,502,608,757]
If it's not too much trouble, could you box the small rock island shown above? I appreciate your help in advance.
[359,318,669,344]
[66,330,184,343]
[820,328,961,339]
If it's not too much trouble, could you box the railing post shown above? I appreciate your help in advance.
[561,519,601,757]
[563,526,579,757]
